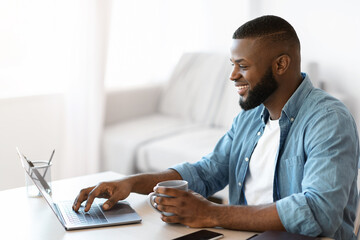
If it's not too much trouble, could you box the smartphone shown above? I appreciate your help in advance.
[172,230,224,240]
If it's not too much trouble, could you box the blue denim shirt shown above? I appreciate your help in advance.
[171,74,359,240]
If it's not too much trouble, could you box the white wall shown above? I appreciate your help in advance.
[0,94,65,190]
[105,0,250,88]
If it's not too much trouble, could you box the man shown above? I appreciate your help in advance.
[73,16,359,239]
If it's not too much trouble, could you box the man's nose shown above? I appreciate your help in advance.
[229,67,240,82]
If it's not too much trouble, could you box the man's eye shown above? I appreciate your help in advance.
[230,62,247,69]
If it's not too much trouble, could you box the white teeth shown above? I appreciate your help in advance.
[237,85,248,90]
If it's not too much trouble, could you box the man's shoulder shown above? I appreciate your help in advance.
[303,88,351,117]
[298,88,357,137]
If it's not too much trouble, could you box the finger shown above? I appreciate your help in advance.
[156,187,185,197]
[72,196,82,212]
[102,195,119,210]
[157,204,180,216]
[154,195,177,207]
[73,187,94,212]
[161,214,182,224]
[84,187,102,212]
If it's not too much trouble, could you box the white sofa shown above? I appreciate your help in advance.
[102,52,241,186]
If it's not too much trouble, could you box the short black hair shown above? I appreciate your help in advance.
[233,15,300,49]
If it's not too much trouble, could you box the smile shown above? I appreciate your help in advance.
[236,84,249,95]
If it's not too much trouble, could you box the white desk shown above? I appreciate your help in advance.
[0,171,258,240]
[0,171,331,240]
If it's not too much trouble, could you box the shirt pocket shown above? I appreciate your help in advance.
[279,155,304,194]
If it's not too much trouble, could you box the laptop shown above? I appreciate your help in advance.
[17,148,142,231]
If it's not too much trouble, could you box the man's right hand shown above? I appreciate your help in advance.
[72,179,133,212]
[72,169,182,213]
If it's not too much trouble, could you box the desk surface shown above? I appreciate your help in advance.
[0,172,257,240]
[0,171,330,240]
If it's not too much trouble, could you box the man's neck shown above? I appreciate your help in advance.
[265,73,303,120]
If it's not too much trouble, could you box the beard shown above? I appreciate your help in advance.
[239,67,278,111]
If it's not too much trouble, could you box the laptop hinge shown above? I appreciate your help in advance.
[53,203,68,228]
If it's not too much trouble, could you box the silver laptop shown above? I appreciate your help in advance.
[18,148,142,230]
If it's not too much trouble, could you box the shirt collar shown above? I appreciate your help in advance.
[260,73,313,123]
[282,73,313,122]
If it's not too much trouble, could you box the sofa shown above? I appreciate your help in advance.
[101,52,241,200]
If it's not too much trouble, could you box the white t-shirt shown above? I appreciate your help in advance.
[244,118,280,205]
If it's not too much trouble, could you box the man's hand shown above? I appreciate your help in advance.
[72,179,132,212]
[154,187,285,232]
[154,187,218,228]
[72,170,182,213]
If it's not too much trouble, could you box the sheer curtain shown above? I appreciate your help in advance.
[0,0,112,187]
[59,0,112,178]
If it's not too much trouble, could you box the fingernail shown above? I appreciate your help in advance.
[103,204,109,210]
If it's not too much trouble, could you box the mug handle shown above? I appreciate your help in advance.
[148,192,163,214]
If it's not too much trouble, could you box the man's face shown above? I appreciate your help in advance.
[239,66,278,110]
[230,38,279,110]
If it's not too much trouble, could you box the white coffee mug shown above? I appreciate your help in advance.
[148,180,188,216]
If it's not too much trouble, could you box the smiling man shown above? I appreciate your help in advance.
[73,16,359,240]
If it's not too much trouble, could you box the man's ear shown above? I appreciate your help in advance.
[273,54,291,75]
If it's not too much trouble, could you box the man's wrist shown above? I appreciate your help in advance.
[206,203,222,227]
[123,175,142,193]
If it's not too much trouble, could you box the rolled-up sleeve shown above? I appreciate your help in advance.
[171,116,237,197]
[276,108,359,237]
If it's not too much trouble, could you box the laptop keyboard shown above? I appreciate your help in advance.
[62,201,108,225]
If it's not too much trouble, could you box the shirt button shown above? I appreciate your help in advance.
[290,117,295,122]
[257,132,261,136]
[245,157,249,162]
[238,182,242,187]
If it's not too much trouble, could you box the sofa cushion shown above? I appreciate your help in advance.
[102,114,198,174]
[210,78,242,129]
[159,52,232,125]
[136,127,227,173]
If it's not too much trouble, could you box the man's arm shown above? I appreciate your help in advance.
[154,187,285,231]
[213,203,285,231]
[72,169,182,212]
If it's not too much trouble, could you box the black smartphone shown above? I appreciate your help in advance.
[172,230,224,240]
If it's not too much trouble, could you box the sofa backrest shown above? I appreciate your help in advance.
[159,52,235,126]
[209,77,242,129]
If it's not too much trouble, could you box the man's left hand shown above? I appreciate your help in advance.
[154,187,217,228]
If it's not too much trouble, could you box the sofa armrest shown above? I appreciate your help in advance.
[104,83,163,126]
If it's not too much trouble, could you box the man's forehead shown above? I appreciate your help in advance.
[230,37,278,62]
[230,38,262,60]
